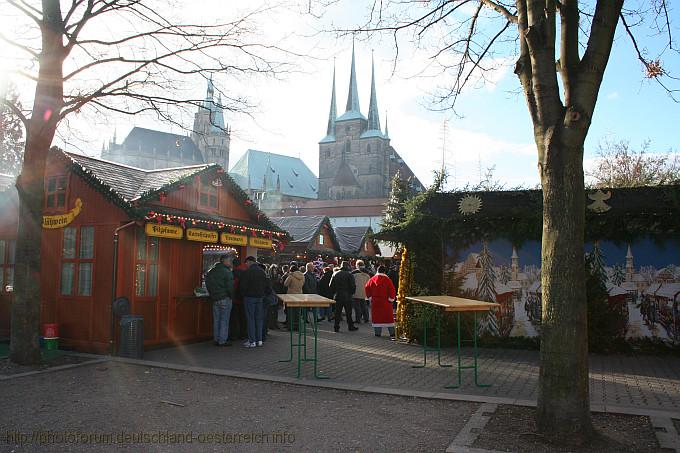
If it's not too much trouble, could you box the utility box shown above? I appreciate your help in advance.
[119,315,144,359]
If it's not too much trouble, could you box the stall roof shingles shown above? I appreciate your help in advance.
[269,215,327,243]
[66,152,209,201]
[335,226,370,254]
[0,174,16,192]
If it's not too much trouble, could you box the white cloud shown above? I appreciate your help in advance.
[607,91,620,100]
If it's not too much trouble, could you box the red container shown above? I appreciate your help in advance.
[42,323,59,338]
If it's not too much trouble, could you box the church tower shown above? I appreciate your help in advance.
[192,77,231,171]
[318,46,394,200]
[625,244,634,282]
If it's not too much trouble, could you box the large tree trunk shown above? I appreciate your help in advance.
[9,1,64,365]
[536,130,592,441]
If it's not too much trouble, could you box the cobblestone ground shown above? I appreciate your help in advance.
[1,362,478,453]
[145,319,680,414]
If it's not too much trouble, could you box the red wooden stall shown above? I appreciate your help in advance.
[0,149,287,352]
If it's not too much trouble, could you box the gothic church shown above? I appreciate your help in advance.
[318,46,422,200]
[102,78,230,171]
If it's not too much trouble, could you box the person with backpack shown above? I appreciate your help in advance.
[204,254,235,347]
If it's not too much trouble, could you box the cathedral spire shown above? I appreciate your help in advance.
[384,111,390,139]
[323,64,337,140]
[345,41,361,114]
[366,51,381,133]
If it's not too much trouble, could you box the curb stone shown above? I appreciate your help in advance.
[0,358,108,381]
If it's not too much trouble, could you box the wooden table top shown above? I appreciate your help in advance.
[405,295,500,312]
[277,294,336,307]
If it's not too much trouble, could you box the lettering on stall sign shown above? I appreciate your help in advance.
[221,233,247,246]
[145,223,183,239]
[186,228,218,243]
[42,198,83,229]
[249,237,272,249]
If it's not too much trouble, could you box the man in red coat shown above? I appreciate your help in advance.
[364,265,397,340]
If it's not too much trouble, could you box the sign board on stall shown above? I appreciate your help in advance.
[249,237,272,249]
[42,198,82,229]
[145,223,183,239]
[186,228,218,243]
[221,233,247,246]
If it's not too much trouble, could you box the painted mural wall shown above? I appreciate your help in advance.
[443,238,680,343]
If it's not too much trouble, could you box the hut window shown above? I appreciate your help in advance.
[135,230,159,298]
[45,175,68,208]
[318,234,324,245]
[199,179,218,209]
[60,226,95,296]
[364,241,368,252]
[0,240,16,292]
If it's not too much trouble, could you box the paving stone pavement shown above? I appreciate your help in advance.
[144,320,680,414]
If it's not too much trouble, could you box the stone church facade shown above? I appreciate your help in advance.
[318,47,422,200]
[102,78,230,171]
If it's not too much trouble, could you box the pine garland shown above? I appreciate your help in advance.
[395,246,412,338]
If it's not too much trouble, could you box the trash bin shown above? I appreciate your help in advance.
[119,315,144,359]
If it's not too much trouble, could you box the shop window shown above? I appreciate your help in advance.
[135,230,159,297]
[0,240,16,292]
[199,180,218,209]
[46,175,68,209]
[60,226,95,296]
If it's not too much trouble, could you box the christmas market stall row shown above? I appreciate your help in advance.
[379,182,680,348]
[0,148,289,353]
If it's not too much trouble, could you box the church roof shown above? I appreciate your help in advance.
[321,66,337,144]
[229,149,318,199]
[119,127,204,164]
[365,54,381,134]
[338,43,366,122]
[332,160,360,187]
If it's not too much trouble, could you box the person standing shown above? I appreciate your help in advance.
[317,266,334,322]
[330,261,357,332]
[351,260,372,323]
[303,262,320,322]
[365,265,397,340]
[238,256,268,348]
[205,254,234,347]
[284,264,305,294]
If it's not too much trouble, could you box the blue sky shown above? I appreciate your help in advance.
[1,1,677,189]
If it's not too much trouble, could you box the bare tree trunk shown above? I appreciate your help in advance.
[9,0,64,365]
[536,130,592,441]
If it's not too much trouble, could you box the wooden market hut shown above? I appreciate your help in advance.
[269,215,340,263]
[335,226,381,258]
[0,148,287,353]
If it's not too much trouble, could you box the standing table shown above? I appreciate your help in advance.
[277,294,335,379]
[406,296,500,388]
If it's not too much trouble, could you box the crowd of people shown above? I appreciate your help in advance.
[204,254,400,348]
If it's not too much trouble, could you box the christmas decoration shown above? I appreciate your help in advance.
[587,189,612,213]
[458,194,482,215]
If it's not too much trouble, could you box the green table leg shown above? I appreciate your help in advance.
[445,311,491,389]
[296,306,304,378]
[472,311,491,388]
[312,312,329,379]
[278,306,295,363]
[413,309,451,368]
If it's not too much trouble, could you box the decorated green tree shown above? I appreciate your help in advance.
[381,170,411,230]
[499,264,512,285]
[611,264,625,287]
[589,242,607,286]
[477,241,497,303]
